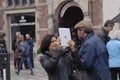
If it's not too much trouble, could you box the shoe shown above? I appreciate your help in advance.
[30,71,34,75]
[15,71,19,75]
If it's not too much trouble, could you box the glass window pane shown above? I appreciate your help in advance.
[15,0,20,6]
[8,0,13,6]
[22,0,27,5]
[30,0,35,4]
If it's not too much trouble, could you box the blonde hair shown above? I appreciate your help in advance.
[18,34,24,41]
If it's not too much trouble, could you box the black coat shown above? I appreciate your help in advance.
[40,49,73,80]
[0,38,6,48]
[12,38,17,51]
[97,27,110,45]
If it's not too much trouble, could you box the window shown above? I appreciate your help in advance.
[15,0,20,6]
[30,0,35,4]
[8,0,13,6]
[22,0,27,5]
[88,1,92,20]
[7,0,35,7]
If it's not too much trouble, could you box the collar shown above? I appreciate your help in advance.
[84,33,94,42]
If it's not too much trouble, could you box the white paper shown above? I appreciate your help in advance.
[59,28,71,46]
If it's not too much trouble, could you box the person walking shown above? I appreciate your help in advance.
[25,34,34,68]
[15,34,33,75]
[106,30,120,80]
[40,34,73,80]
[97,20,114,45]
[12,32,21,69]
[73,20,112,80]
[96,20,114,67]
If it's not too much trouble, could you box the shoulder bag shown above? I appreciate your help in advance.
[72,65,89,80]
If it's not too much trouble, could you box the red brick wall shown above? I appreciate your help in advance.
[36,0,48,46]
[38,0,46,3]
[36,5,48,28]
[92,0,102,26]
[37,31,48,46]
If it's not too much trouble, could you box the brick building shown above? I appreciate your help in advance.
[0,0,103,52]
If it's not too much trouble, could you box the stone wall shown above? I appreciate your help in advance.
[36,0,48,46]
[0,0,5,30]
[92,0,102,27]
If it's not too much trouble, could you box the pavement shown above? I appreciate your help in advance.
[10,54,48,80]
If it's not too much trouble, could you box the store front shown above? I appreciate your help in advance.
[9,12,35,50]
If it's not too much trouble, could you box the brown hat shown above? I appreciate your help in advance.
[74,20,93,29]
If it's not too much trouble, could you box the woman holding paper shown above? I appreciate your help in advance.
[40,34,73,80]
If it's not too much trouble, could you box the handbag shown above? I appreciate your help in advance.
[72,65,89,80]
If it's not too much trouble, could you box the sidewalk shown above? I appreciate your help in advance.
[10,54,48,80]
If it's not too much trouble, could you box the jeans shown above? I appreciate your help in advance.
[17,56,33,73]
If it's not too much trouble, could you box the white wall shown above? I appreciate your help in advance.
[103,0,120,37]
[103,0,120,23]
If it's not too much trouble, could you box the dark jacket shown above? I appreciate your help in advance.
[78,33,111,80]
[40,49,73,80]
[26,38,34,51]
[18,41,30,57]
[0,38,7,53]
[0,38,6,48]
[12,38,17,51]
[97,27,110,45]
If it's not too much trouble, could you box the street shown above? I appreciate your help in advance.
[10,54,48,80]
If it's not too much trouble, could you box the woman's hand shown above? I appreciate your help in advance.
[68,40,75,46]
[56,37,61,48]
[67,40,76,51]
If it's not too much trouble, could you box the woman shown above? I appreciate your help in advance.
[106,30,120,80]
[15,34,33,75]
[40,34,73,80]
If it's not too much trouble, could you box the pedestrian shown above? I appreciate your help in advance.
[73,20,112,80]
[25,33,34,68]
[96,20,115,67]
[15,34,33,75]
[106,30,120,80]
[12,32,21,69]
[96,20,114,45]
[40,34,73,80]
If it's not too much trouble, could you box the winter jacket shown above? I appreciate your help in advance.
[106,39,120,68]
[78,33,111,80]
[97,27,110,45]
[18,41,30,57]
[40,49,73,80]
[26,38,34,51]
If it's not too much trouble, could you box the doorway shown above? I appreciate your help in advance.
[54,1,84,46]
[10,12,35,50]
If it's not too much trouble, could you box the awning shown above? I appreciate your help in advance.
[112,13,120,23]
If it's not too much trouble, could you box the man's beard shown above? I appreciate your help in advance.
[78,37,84,45]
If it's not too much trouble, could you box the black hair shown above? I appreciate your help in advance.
[104,20,114,27]
[40,34,55,54]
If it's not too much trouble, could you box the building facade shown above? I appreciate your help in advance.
[0,0,105,52]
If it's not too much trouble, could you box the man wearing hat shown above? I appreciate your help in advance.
[73,20,112,80]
